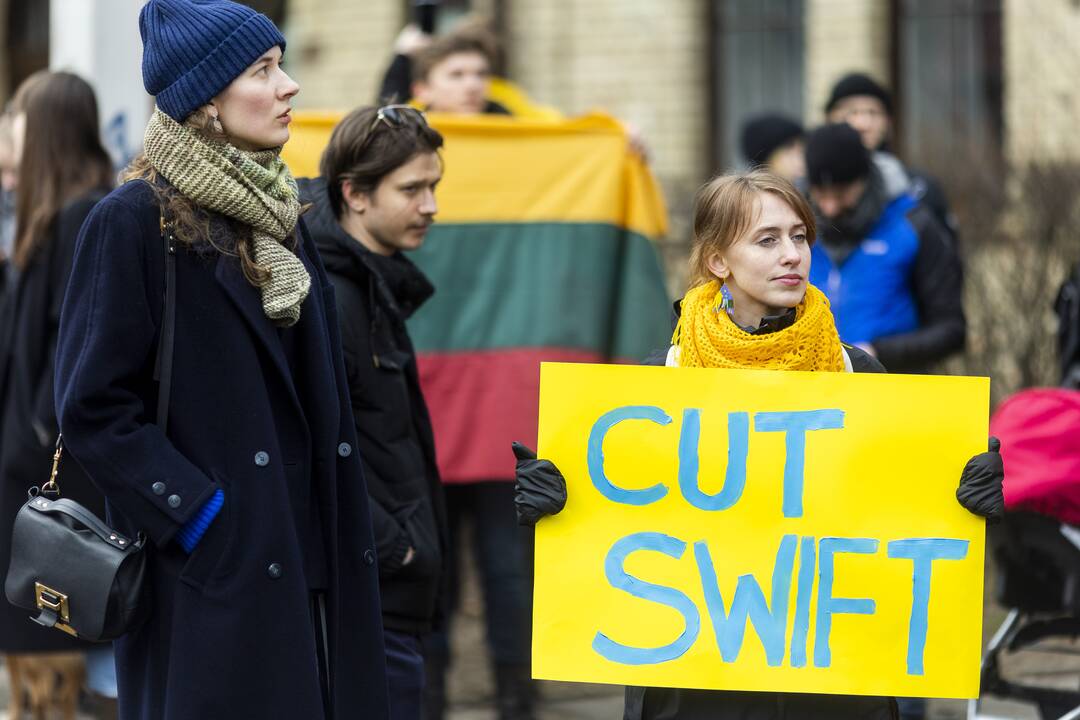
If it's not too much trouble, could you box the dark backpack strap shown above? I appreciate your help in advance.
[152,213,177,432]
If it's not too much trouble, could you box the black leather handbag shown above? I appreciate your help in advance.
[4,215,177,642]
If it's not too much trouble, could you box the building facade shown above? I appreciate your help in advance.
[276,0,1073,191]
[0,0,1076,255]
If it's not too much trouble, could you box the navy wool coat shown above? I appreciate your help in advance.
[54,180,390,720]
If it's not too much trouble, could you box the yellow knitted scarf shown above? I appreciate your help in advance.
[671,281,846,372]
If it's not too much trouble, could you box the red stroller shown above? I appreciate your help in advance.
[969,388,1080,720]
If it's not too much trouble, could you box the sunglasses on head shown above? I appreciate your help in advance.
[372,104,428,130]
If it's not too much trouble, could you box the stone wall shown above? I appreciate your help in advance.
[1003,0,1080,163]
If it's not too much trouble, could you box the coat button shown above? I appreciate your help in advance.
[254,451,270,467]
[167,494,181,509]
[152,482,166,495]
[337,442,352,458]
[363,549,375,566]
[267,562,283,579]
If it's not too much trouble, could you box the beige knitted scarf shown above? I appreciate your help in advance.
[142,108,310,326]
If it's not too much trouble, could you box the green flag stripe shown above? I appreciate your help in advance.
[407,222,671,360]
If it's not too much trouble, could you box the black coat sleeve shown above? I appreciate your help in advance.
[871,206,966,372]
[378,54,414,104]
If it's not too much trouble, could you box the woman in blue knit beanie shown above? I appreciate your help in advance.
[53,2,390,718]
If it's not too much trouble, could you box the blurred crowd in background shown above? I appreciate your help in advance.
[0,1,1077,720]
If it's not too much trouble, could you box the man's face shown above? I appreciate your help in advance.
[413,51,491,114]
[809,179,866,220]
[347,152,442,255]
[827,95,890,151]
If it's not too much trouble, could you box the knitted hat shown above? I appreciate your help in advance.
[824,72,893,115]
[804,123,871,187]
[140,0,286,122]
[739,114,804,167]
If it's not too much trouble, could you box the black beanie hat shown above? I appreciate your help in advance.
[739,114,804,167]
[805,123,871,187]
[825,72,893,115]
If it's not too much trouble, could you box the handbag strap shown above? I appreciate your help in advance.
[151,212,177,432]
[44,208,177,496]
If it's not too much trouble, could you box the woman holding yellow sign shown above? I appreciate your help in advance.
[512,170,1004,719]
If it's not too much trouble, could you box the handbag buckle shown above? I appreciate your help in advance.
[40,441,62,497]
[34,582,76,637]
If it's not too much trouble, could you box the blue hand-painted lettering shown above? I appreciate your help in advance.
[587,406,672,505]
[887,538,969,675]
[593,532,701,664]
[694,535,797,666]
[754,410,845,518]
[814,537,878,667]
[678,409,749,511]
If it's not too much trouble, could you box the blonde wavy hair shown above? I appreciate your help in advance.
[688,170,817,289]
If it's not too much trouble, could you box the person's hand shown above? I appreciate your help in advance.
[512,442,567,526]
[394,24,433,56]
[623,121,651,162]
[956,437,1005,523]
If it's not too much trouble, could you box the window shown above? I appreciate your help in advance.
[893,0,1003,167]
[399,0,507,74]
[6,0,49,97]
[711,0,805,170]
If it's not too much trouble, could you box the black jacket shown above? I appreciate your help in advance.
[871,202,965,373]
[628,307,893,719]
[0,190,108,652]
[54,180,389,720]
[299,177,448,633]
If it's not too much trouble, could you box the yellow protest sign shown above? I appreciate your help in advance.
[534,363,989,699]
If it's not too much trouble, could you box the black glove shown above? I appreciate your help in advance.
[956,436,1005,523]
[512,441,567,527]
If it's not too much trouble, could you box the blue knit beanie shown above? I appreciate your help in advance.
[140,0,286,122]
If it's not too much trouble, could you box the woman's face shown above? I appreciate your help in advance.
[210,46,299,151]
[707,192,810,324]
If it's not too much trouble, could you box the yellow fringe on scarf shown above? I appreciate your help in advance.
[671,281,846,372]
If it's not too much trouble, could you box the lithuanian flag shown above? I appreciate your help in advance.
[284,111,671,483]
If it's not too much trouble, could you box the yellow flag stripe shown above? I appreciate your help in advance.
[283,111,668,239]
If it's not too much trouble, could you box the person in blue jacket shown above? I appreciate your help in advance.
[803,123,965,373]
[52,1,389,718]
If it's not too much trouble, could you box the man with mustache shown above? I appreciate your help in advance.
[298,105,448,720]
[804,123,966,374]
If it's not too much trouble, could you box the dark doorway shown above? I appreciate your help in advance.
[892,0,1003,169]
[711,0,805,172]
[6,0,49,100]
